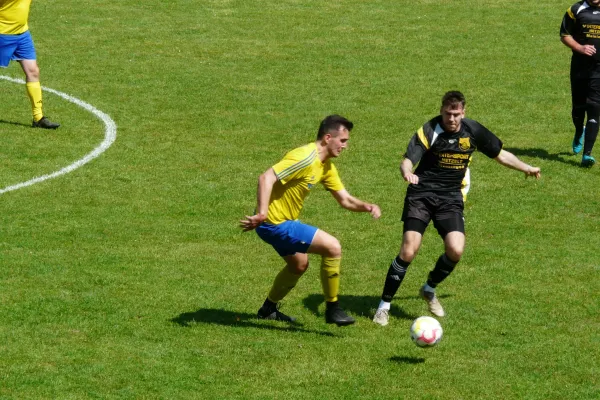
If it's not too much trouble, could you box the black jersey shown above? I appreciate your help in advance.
[404,116,503,197]
[561,1,600,76]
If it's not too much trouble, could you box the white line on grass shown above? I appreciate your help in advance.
[0,75,117,194]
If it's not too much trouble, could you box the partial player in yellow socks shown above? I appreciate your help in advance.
[268,266,302,304]
[26,80,60,129]
[256,264,303,322]
[0,0,60,130]
[320,256,354,326]
[320,256,340,303]
[26,81,43,122]
[241,115,381,326]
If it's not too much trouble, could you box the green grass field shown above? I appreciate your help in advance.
[0,0,598,398]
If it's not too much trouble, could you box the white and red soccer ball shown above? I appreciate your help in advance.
[410,316,443,347]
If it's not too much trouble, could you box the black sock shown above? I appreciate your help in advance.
[261,298,276,311]
[584,103,600,155]
[326,301,339,311]
[573,106,586,138]
[427,253,457,288]
[381,256,410,302]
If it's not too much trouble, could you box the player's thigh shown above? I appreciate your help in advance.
[307,229,341,258]
[255,220,317,258]
[401,197,432,261]
[432,196,465,261]
[571,76,588,108]
[586,78,600,105]
[402,196,433,223]
[13,31,36,60]
[0,34,18,68]
[432,197,464,234]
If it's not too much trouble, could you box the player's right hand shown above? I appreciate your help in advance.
[525,166,541,180]
[403,173,419,185]
[239,214,266,232]
[580,44,596,56]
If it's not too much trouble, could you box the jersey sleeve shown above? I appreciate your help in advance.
[321,162,345,192]
[404,131,426,164]
[271,146,316,185]
[471,121,503,159]
[560,6,577,37]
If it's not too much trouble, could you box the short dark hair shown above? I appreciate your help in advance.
[317,115,353,139]
[441,91,466,109]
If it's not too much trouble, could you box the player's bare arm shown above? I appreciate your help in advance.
[494,150,541,179]
[400,158,419,184]
[331,189,381,219]
[561,35,596,56]
[240,168,277,231]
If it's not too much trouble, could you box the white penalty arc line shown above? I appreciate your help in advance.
[0,75,117,194]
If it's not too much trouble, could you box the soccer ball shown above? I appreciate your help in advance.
[410,316,443,347]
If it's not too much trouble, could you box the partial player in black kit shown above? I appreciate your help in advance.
[560,0,600,166]
[372,91,541,326]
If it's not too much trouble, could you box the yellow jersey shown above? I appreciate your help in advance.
[0,0,31,34]
[267,142,344,225]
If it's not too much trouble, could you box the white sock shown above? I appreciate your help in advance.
[423,283,435,293]
[378,300,391,310]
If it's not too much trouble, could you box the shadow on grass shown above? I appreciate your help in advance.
[504,147,579,167]
[170,308,335,337]
[389,356,425,364]
[302,293,436,321]
[0,119,30,128]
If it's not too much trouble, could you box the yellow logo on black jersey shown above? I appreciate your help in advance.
[459,137,470,151]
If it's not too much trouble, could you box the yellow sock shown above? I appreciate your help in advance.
[26,81,43,122]
[320,257,341,303]
[267,266,302,303]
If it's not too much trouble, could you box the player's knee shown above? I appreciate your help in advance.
[586,102,600,118]
[288,260,309,275]
[400,246,418,262]
[445,247,463,262]
[24,66,40,81]
[296,260,309,274]
[326,238,342,258]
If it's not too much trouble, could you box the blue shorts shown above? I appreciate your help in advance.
[256,220,318,257]
[0,31,36,68]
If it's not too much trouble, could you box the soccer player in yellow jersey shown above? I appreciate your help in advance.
[240,115,381,326]
[0,0,60,129]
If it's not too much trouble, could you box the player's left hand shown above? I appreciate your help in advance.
[366,204,381,219]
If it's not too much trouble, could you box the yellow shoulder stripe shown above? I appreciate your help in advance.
[567,7,575,20]
[417,127,430,150]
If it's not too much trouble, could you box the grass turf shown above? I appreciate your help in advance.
[0,0,598,398]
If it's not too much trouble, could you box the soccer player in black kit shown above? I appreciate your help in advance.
[560,0,600,167]
[372,91,541,326]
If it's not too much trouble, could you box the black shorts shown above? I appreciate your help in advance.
[401,194,465,238]
[571,75,600,107]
